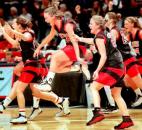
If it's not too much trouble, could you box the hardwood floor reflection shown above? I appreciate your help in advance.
[0,108,141,130]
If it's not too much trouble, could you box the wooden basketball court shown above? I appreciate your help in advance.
[0,108,141,130]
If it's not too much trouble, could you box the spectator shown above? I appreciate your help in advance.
[91,0,104,16]
[58,3,67,13]
[20,6,32,21]
[5,51,14,63]
[74,4,91,37]
[8,6,18,24]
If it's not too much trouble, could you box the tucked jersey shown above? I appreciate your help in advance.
[94,31,123,69]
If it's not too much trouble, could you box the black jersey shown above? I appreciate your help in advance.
[111,27,135,60]
[54,17,83,44]
[130,29,142,57]
[19,31,41,63]
[94,31,123,69]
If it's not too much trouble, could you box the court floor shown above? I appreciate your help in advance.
[0,108,141,130]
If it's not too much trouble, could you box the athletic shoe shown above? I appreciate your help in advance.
[28,107,42,121]
[35,79,52,92]
[102,106,118,114]
[114,116,134,129]
[55,98,70,117]
[10,114,27,124]
[0,103,5,113]
[131,95,142,107]
[86,109,105,126]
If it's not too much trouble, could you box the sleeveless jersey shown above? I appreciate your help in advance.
[94,31,123,69]
[54,17,83,44]
[19,31,42,63]
[111,27,135,60]
[130,29,142,57]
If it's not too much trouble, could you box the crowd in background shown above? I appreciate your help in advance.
[0,0,142,63]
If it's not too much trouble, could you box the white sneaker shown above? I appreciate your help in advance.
[81,64,91,80]
[56,98,70,117]
[0,103,5,113]
[131,95,142,107]
[35,79,52,92]
[10,114,27,124]
[28,107,42,121]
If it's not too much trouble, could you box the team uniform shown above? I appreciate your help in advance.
[112,27,139,78]
[54,18,87,62]
[87,30,134,129]
[130,29,142,74]
[18,31,48,84]
[93,30,124,87]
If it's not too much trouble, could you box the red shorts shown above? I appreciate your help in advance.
[95,67,124,87]
[19,60,48,83]
[124,57,139,77]
[62,45,86,61]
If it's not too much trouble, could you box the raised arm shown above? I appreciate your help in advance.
[4,22,30,41]
[0,24,19,48]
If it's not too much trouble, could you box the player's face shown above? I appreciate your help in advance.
[89,19,98,34]
[124,20,133,32]
[44,12,54,24]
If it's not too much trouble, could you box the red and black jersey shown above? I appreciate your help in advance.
[94,31,123,69]
[111,27,135,60]
[19,30,47,83]
[54,17,83,44]
[19,30,43,63]
[130,29,142,57]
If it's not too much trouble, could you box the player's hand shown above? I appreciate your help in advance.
[93,70,99,80]
[77,57,87,65]
[33,48,40,58]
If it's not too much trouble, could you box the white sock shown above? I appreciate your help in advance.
[45,71,55,85]
[134,88,142,97]
[3,97,12,108]
[104,86,115,107]
[57,97,63,104]
[33,97,40,108]
[19,109,26,116]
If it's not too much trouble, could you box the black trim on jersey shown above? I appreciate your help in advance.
[126,62,137,71]
[25,60,46,68]
[112,75,125,88]
[130,30,141,41]
[123,55,134,61]
[25,61,41,67]
[23,70,38,77]
[93,31,107,51]
[102,68,122,81]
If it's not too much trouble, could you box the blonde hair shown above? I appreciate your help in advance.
[125,16,141,28]
[105,12,118,23]
[44,6,64,18]
[91,15,105,28]
[44,6,58,16]
[16,16,32,29]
